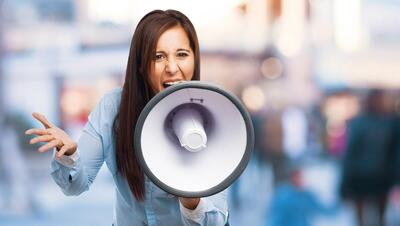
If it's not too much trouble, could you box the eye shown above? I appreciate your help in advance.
[177,52,189,58]
[154,53,165,61]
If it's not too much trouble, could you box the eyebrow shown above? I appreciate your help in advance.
[155,48,191,54]
[177,48,191,52]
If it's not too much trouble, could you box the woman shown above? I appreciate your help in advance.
[26,9,228,226]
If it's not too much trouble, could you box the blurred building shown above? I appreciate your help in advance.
[1,0,399,157]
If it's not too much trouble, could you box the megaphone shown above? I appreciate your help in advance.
[135,81,254,198]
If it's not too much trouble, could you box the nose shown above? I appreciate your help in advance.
[165,58,179,75]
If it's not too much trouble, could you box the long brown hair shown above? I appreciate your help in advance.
[113,10,200,201]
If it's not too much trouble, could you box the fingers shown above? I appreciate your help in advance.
[32,112,53,129]
[26,114,76,157]
[25,128,49,136]
[178,197,200,210]
[38,139,62,153]
[29,135,54,144]
[56,144,73,158]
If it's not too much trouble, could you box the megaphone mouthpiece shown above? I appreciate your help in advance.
[172,106,207,152]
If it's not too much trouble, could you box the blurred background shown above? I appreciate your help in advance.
[0,0,400,225]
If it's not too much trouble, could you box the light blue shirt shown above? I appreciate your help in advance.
[50,88,229,226]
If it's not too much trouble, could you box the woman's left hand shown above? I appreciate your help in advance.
[179,197,200,210]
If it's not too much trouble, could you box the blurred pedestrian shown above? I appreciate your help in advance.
[393,97,400,197]
[340,89,397,226]
[387,99,400,225]
[0,113,38,215]
[265,163,337,226]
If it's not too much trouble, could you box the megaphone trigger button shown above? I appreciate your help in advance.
[189,98,204,104]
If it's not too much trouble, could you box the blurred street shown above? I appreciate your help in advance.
[2,152,399,226]
[0,153,114,226]
[1,0,400,225]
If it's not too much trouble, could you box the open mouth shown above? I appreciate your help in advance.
[163,80,185,89]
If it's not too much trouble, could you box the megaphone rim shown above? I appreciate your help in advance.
[134,81,254,198]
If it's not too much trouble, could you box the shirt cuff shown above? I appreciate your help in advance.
[53,149,80,168]
[179,198,208,220]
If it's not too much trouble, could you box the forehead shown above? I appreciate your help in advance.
[156,26,191,50]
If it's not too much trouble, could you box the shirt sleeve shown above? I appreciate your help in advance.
[179,189,229,226]
[53,149,80,167]
[50,93,114,196]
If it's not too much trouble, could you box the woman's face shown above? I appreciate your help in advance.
[148,25,195,93]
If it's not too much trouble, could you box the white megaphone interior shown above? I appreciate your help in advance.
[141,87,247,193]
[168,104,208,152]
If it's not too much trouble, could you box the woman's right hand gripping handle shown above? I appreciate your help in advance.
[25,112,77,158]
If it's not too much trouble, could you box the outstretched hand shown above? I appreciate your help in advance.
[25,112,77,157]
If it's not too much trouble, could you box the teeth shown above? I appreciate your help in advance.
[164,81,184,86]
